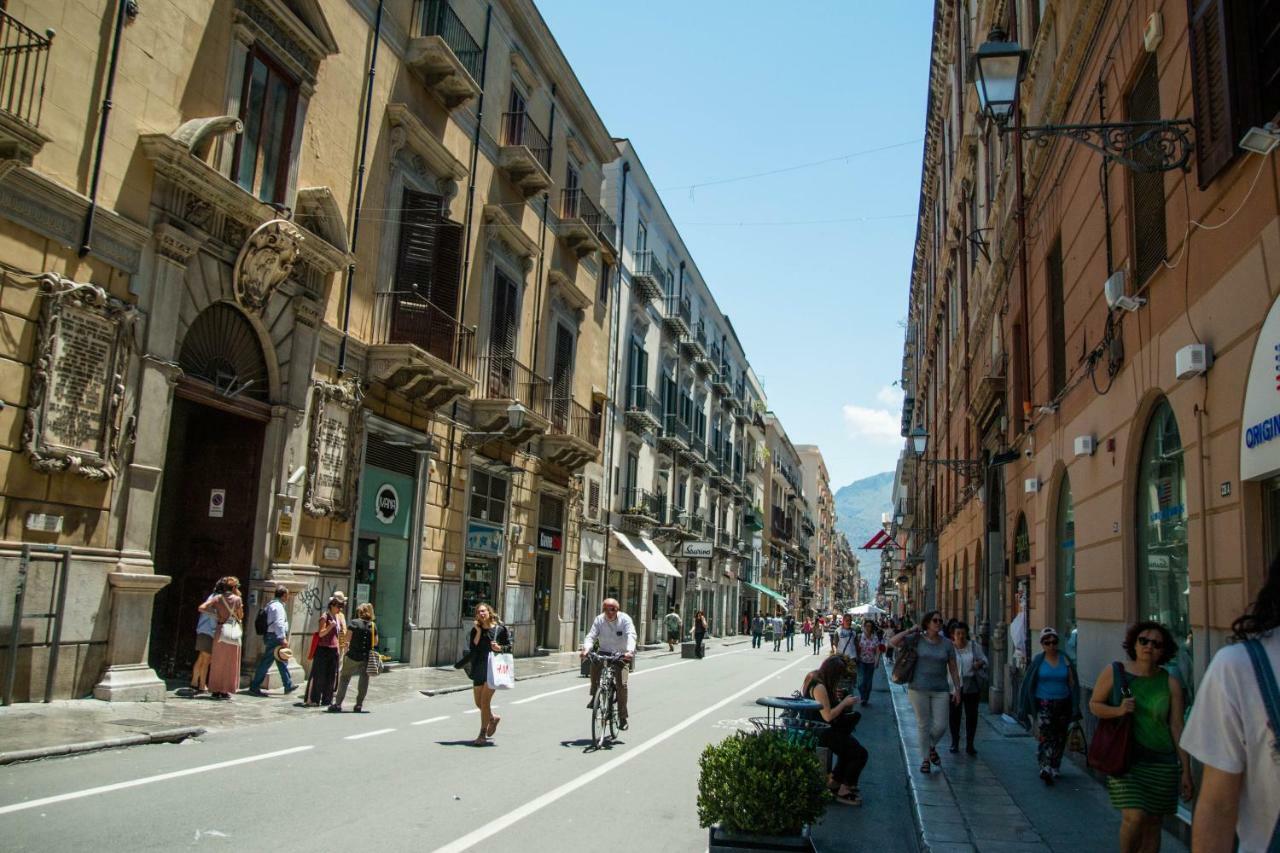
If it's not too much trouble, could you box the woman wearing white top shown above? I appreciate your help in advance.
[947,621,987,755]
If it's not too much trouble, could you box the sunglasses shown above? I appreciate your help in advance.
[1136,636,1164,650]
[930,617,943,624]
[1042,638,1058,645]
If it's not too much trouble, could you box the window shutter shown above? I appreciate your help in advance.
[1189,0,1240,187]
[427,218,464,362]
[395,190,442,294]
[587,479,601,520]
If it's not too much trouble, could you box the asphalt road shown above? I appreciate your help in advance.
[0,647,915,852]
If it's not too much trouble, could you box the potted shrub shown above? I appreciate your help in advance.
[698,729,829,852]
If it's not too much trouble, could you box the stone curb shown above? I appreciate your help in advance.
[887,670,968,853]
[0,726,207,766]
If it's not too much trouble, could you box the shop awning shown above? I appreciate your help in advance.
[861,530,891,550]
[612,531,680,578]
[743,580,789,609]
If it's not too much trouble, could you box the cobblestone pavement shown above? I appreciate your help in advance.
[0,638,747,764]
[888,674,1189,853]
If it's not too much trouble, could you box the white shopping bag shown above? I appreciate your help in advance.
[487,652,515,689]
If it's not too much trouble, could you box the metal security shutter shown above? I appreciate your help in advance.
[365,433,417,477]
[1128,57,1167,286]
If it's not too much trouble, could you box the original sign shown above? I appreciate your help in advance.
[374,483,400,525]
[24,274,136,480]
[304,379,363,519]
[682,540,714,559]
[208,488,226,518]
[538,527,562,552]
[1242,296,1280,481]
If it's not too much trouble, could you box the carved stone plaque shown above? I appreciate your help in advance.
[303,378,363,519]
[24,274,136,480]
[233,218,303,313]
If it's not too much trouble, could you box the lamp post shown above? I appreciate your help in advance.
[908,427,985,480]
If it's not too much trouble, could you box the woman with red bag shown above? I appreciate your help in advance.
[304,595,345,708]
[1089,621,1194,853]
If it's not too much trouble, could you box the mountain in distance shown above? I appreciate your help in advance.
[834,471,896,587]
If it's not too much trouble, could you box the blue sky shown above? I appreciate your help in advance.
[538,1,934,489]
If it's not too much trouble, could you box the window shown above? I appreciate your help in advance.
[469,469,508,524]
[1055,474,1076,656]
[390,189,464,361]
[1136,400,1192,687]
[1046,236,1066,396]
[1014,513,1030,564]
[1128,57,1167,285]
[598,261,611,304]
[462,560,495,618]
[626,573,642,620]
[636,220,648,253]
[233,47,299,204]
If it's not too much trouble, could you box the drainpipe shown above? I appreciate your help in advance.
[443,3,492,511]
[79,0,131,258]
[529,85,555,376]
[1194,394,1214,675]
[337,0,384,374]
[599,161,630,601]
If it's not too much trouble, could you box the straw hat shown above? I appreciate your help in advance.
[274,645,294,663]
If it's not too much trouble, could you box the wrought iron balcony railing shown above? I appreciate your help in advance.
[477,351,550,418]
[501,110,552,173]
[412,0,482,81]
[622,487,663,521]
[549,397,598,446]
[0,10,53,129]
[375,291,476,374]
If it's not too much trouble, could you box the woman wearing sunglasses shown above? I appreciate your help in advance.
[1089,621,1193,853]
[1018,626,1080,782]
[889,609,960,773]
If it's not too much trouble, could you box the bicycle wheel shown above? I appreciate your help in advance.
[592,682,612,747]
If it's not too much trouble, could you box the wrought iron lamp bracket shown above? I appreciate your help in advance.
[1007,119,1196,173]
[923,457,986,480]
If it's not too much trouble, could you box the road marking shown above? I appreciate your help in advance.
[431,654,812,853]
[344,728,395,740]
[0,745,315,816]
[511,648,749,706]
[411,715,451,726]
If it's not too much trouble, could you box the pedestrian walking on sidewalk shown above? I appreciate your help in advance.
[890,610,961,774]
[200,577,244,699]
[948,622,988,755]
[459,603,511,745]
[188,584,218,695]
[856,619,883,707]
[694,610,708,658]
[330,602,378,713]
[751,614,764,649]
[1181,554,1280,853]
[812,616,824,655]
[802,655,868,806]
[305,597,344,708]
[771,614,784,651]
[1017,626,1079,780]
[835,613,858,660]
[784,614,796,652]
[664,608,683,652]
[249,584,294,697]
[1089,621,1193,853]
[802,616,813,646]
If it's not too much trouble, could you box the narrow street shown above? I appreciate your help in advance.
[0,647,915,852]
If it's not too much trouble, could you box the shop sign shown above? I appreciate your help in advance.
[359,466,413,539]
[538,527,562,552]
[374,483,400,525]
[580,530,606,565]
[682,540,714,558]
[467,520,504,556]
[1242,294,1280,481]
[304,379,363,520]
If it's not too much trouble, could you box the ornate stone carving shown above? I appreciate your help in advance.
[233,218,303,313]
[24,273,138,480]
[303,378,364,519]
[170,115,244,161]
[154,223,201,264]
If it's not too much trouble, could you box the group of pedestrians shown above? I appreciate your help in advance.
[182,580,381,714]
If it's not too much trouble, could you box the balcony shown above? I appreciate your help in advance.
[408,1,482,110]
[558,188,614,260]
[968,351,1007,430]
[682,432,706,466]
[684,321,710,370]
[744,507,764,531]
[658,411,690,454]
[543,398,600,470]
[0,10,53,163]
[686,514,707,539]
[471,352,551,446]
[499,111,552,196]
[624,385,662,434]
[621,487,663,526]
[632,250,667,304]
[661,294,692,339]
[367,292,477,409]
[658,507,697,540]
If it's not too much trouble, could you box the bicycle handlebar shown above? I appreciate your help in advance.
[586,651,629,662]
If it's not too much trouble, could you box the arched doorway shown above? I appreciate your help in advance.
[1136,399,1192,688]
[1055,474,1076,659]
[150,304,272,678]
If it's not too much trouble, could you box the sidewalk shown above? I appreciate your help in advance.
[0,636,748,765]
[889,676,1189,853]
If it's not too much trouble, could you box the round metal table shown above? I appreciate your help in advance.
[751,696,828,735]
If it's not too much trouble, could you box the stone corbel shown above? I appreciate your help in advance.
[153,222,204,265]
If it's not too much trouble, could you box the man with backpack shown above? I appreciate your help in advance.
[248,585,294,697]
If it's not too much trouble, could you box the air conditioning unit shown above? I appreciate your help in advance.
[1175,344,1213,380]
[1024,478,1040,494]
[1104,269,1145,313]
[1074,436,1096,457]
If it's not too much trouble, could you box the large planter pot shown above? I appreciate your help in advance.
[708,825,815,852]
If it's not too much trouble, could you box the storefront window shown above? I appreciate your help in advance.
[626,573,642,621]
[1056,475,1076,658]
[462,559,495,618]
[606,569,624,604]
[1136,400,1192,687]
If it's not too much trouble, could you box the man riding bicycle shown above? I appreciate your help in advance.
[581,597,637,730]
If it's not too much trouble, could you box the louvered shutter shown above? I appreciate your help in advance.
[391,190,443,347]
[587,479,601,520]
[488,270,517,397]
[1189,0,1240,187]
[429,218,464,362]
[552,324,573,428]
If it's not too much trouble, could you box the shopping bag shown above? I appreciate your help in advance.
[487,652,515,690]
[1066,721,1087,754]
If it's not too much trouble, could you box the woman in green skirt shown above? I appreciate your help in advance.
[1089,621,1194,853]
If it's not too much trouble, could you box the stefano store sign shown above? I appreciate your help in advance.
[1241,294,1280,481]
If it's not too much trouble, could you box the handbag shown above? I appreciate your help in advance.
[1066,720,1087,754]
[365,622,382,676]
[487,650,515,689]
[307,631,320,661]
[1087,661,1134,776]
[216,598,242,646]
[890,633,920,684]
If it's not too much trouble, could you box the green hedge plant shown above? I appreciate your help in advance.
[697,729,830,836]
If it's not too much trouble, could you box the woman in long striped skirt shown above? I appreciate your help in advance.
[1088,621,1194,853]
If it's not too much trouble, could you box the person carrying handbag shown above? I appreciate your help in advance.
[199,577,243,700]
[1018,626,1079,780]
[456,603,510,745]
[889,610,961,774]
[329,602,378,714]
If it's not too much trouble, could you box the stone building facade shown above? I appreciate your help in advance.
[897,0,1280,721]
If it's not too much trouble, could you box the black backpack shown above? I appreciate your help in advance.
[347,619,373,660]
[254,606,269,636]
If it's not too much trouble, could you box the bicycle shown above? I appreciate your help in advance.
[586,651,626,747]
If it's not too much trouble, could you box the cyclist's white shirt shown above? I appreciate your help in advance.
[583,612,637,655]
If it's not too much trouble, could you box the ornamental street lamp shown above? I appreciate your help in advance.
[907,427,985,480]
[971,28,1027,126]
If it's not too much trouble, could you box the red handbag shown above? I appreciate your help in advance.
[1087,662,1133,776]
[307,631,320,661]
